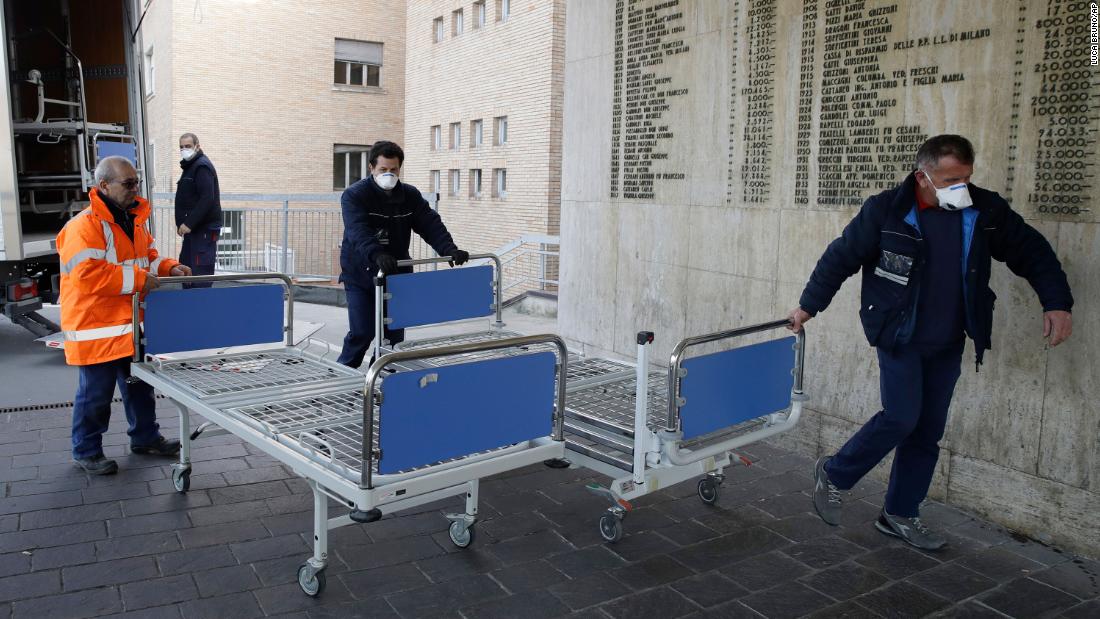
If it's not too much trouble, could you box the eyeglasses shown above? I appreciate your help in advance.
[115,178,141,189]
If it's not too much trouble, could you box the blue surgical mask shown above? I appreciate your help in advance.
[923,170,972,211]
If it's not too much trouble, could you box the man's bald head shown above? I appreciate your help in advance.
[94,156,140,205]
[94,156,136,185]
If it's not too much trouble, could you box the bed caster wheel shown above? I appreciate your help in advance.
[297,562,326,597]
[599,512,623,543]
[172,466,191,493]
[697,478,719,505]
[448,520,475,548]
[350,508,382,523]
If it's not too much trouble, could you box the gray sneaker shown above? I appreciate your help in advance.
[875,510,947,551]
[812,456,842,525]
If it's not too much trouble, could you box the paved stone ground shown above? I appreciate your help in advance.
[0,401,1096,619]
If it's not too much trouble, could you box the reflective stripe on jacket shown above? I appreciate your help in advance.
[57,188,179,365]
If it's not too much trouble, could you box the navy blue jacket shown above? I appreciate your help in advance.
[174,153,222,232]
[339,176,458,286]
[798,172,1073,365]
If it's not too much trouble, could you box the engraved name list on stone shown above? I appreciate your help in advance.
[795,0,820,205]
[739,0,778,205]
[611,0,625,199]
[812,1,994,208]
[1023,0,1099,219]
[815,0,915,208]
[610,0,691,201]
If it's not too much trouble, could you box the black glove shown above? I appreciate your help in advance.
[374,253,398,275]
[449,249,470,267]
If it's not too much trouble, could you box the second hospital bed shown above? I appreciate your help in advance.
[378,257,809,543]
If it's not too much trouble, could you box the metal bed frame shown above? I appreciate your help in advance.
[370,259,809,543]
[129,273,567,597]
[564,324,807,542]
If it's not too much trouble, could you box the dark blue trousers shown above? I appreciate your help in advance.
[825,341,964,517]
[337,280,405,368]
[179,230,218,288]
[72,357,162,459]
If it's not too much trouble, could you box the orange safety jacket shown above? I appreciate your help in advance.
[57,188,179,366]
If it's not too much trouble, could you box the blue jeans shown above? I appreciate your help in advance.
[825,341,964,517]
[72,357,162,459]
[337,280,405,368]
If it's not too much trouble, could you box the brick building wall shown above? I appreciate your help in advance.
[403,0,565,260]
[140,0,406,196]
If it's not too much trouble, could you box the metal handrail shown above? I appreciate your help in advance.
[665,319,805,432]
[360,333,569,489]
[130,272,295,361]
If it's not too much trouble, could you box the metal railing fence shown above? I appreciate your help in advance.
[150,193,560,298]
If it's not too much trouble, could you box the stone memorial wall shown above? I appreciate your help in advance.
[562,0,1099,555]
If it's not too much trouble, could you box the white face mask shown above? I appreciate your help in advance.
[374,172,398,191]
[180,148,197,161]
[923,170,972,211]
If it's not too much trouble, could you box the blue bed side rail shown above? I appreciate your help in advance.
[384,264,495,330]
[142,283,286,355]
[376,351,558,474]
[678,336,796,440]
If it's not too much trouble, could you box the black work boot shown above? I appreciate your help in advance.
[130,437,181,456]
[75,455,119,475]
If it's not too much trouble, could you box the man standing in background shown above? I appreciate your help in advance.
[175,133,222,287]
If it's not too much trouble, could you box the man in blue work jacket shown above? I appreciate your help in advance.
[175,133,222,289]
[788,135,1074,550]
[338,140,469,368]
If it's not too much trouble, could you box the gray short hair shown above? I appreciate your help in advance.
[915,134,975,170]
[94,156,135,185]
[179,132,199,145]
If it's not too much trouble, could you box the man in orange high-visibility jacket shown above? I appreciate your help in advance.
[58,156,192,475]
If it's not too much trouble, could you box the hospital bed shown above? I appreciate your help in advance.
[128,273,567,596]
[384,258,808,543]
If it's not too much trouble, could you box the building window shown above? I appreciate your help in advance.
[469,169,482,198]
[474,1,486,29]
[494,116,508,146]
[431,125,441,151]
[493,168,507,198]
[143,46,154,96]
[334,39,383,87]
[471,119,483,148]
[433,17,445,43]
[452,9,464,36]
[430,170,441,195]
[450,122,461,150]
[449,169,461,197]
[497,0,510,22]
[334,144,371,190]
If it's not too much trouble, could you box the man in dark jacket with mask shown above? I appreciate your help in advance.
[338,140,469,368]
[174,133,222,288]
[788,135,1073,551]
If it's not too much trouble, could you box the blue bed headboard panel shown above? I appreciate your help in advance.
[385,265,494,329]
[678,336,795,440]
[143,285,285,355]
[97,140,138,166]
[377,351,556,474]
